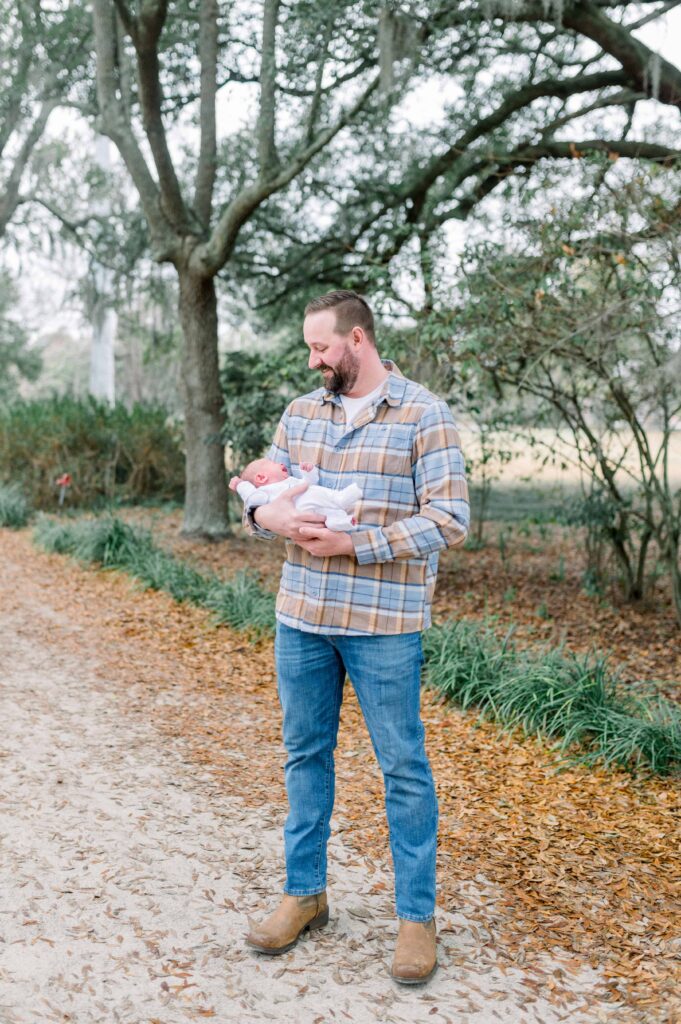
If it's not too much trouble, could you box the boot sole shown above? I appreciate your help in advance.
[245,906,330,955]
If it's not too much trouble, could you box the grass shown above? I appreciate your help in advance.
[33,514,275,638]
[33,514,681,776]
[469,482,572,525]
[422,620,681,776]
[0,483,30,528]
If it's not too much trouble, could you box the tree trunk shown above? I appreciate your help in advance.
[89,135,116,407]
[177,266,230,539]
[89,299,117,406]
[664,529,681,628]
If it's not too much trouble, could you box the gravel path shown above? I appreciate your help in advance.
[0,543,625,1023]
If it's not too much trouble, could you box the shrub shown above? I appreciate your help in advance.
[0,483,30,528]
[0,396,185,510]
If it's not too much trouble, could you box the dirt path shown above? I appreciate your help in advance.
[0,531,659,1023]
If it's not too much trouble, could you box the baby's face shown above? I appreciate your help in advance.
[246,458,289,487]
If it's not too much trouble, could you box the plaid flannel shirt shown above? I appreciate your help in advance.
[243,360,469,635]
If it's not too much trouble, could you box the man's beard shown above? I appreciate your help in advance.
[321,344,360,395]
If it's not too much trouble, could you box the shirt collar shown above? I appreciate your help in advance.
[321,359,406,407]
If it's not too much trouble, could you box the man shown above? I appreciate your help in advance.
[242,290,469,984]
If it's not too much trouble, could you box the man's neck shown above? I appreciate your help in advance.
[343,361,390,398]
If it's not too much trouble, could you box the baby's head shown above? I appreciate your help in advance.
[241,457,289,487]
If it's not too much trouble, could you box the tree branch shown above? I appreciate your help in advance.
[0,99,56,238]
[562,1,681,107]
[257,0,281,178]
[449,140,681,222]
[305,14,335,146]
[626,0,681,32]
[113,0,192,232]
[537,88,642,138]
[0,47,34,158]
[92,0,177,260]
[194,0,218,228]
[193,73,381,276]
[428,1,681,108]
[110,0,135,35]
[16,193,110,233]
[405,70,628,215]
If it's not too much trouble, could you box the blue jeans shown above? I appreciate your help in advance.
[274,621,438,922]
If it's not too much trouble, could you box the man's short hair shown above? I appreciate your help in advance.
[304,289,375,345]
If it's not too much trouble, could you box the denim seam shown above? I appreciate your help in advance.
[396,911,435,923]
[312,747,331,889]
[284,886,327,897]
[312,672,343,890]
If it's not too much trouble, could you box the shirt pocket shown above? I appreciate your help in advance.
[350,423,413,478]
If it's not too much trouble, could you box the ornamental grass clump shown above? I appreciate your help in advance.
[139,548,209,605]
[422,619,681,775]
[33,514,275,638]
[34,514,152,568]
[205,571,276,636]
[33,515,85,555]
[0,483,30,528]
[75,516,150,567]
[33,515,681,774]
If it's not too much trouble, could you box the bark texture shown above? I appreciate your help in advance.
[178,268,230,539]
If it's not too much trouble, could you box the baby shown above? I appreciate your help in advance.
[229,458,362,532]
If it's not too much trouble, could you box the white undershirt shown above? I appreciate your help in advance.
[339,380,386,432]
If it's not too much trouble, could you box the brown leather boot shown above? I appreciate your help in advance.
[245,892,329,955]
[390,918,437,984]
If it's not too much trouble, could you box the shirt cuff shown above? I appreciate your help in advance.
[243,506,277,540]
[350,526,394,564]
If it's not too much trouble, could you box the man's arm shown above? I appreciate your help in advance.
[350,401,469,565]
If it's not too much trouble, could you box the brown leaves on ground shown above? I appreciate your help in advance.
[122,507,681,697]
[5,522,681,1022]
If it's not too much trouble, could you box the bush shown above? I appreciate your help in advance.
[0,396,185,510]
[0,483,30,528]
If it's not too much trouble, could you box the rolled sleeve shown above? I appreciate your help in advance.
[350,401,469,564]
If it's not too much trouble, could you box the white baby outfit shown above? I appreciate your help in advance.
[236,465,362,532]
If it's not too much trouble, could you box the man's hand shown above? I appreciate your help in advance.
[297,526,355,558]
[252,482,327,541]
